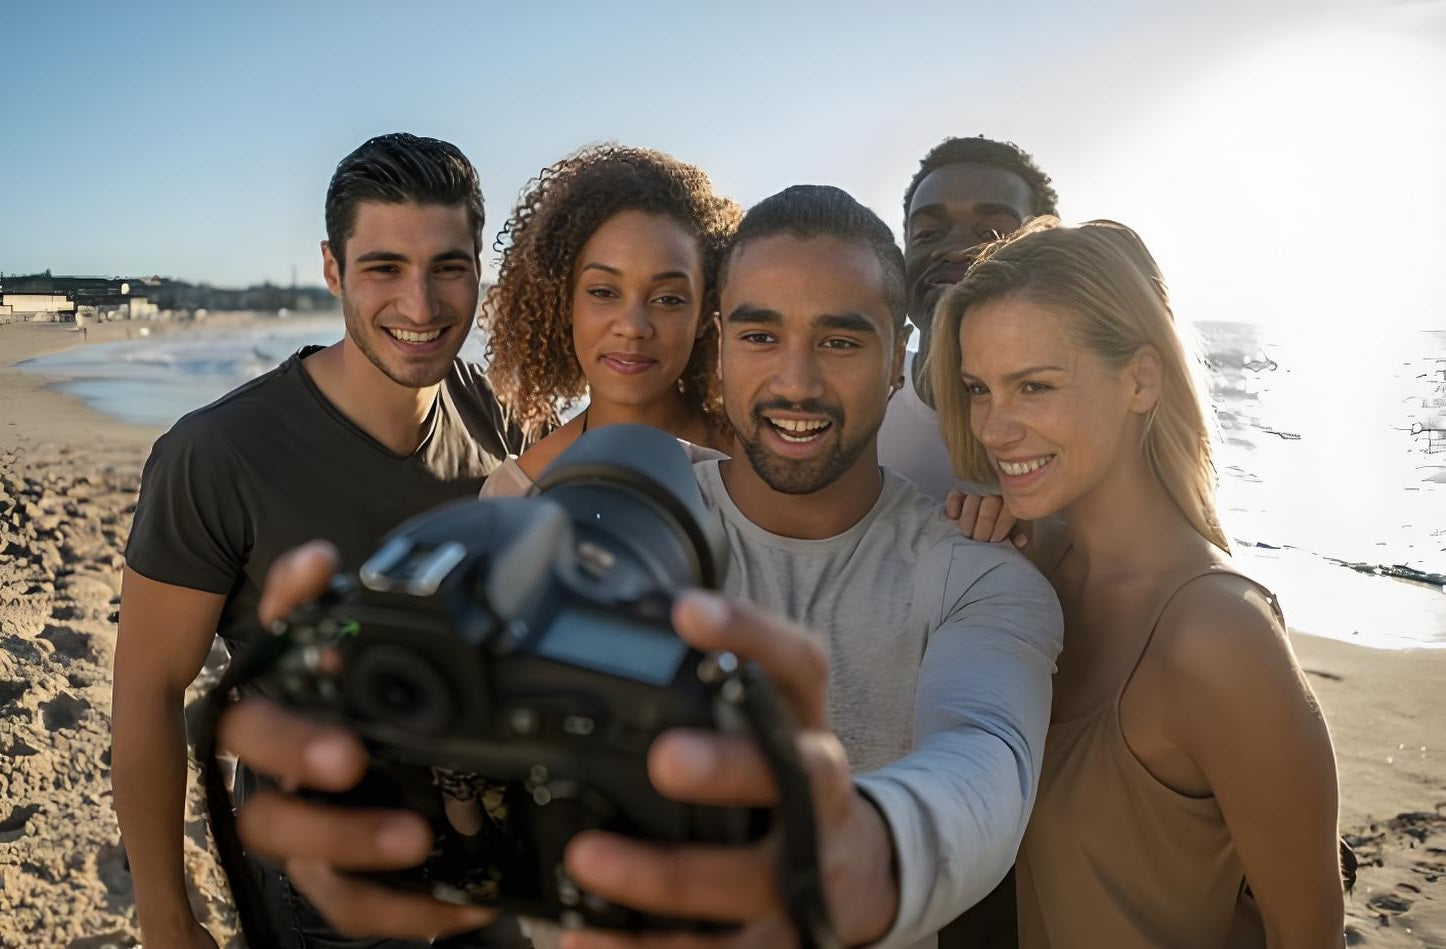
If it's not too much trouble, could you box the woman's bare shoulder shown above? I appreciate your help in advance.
[1152,563,1295,688]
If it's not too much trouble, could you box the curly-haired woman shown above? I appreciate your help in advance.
[931,218,1344,947]
[479,144,741,495]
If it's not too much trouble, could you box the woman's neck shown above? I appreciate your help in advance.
[584,391,700,438]
[1061,449,1204,581]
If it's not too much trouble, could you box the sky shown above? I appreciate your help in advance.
[2,0,1443,331]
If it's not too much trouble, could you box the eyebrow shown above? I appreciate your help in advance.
[724,305,878,335]
[579,263,693,282]
[817,312,878,335]
[353,249,474,265]
[908,201,1024,225]
[962,364,1067,384]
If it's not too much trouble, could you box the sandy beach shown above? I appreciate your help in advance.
[0,319,1442,948]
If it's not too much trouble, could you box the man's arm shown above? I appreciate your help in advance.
[112,566,226,949]
[855,550,1063,946]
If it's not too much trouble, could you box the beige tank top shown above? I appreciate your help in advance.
[1015,565,1270,949]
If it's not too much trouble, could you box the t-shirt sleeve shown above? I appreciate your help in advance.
[853,548,1063,947]
[124,426,250,595]
[457,360,531,456]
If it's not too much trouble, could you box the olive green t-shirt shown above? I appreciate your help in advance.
[126,346,524,651]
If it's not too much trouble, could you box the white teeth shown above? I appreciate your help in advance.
[388,327,442,343]
[772,418,829,433]
[999,456,1052,476]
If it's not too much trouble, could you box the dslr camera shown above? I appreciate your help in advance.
[198,426,829,944]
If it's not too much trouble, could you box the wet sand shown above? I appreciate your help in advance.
[0,319,1442,946]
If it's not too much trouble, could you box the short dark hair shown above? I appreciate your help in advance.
[722,185,906,333]
[902,136,1058,223]
[324,133,485,272]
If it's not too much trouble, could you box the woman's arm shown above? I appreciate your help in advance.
[1159,577,1344,948]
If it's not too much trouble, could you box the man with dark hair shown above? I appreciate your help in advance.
[880,135,1058,501]
[112,133,525,949]
[213,184,1062,949]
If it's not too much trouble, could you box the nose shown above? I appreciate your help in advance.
[976,398,1026,450]
[768,341,825,404]
[611,299,656,340]
[395,271,441,325]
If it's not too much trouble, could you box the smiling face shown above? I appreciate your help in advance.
[323,200,478,390]
[570,210,705,412]
[720,234,903,495]
[904,163,1035,332]
[958,295,1146,520]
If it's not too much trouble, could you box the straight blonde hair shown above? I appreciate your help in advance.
[925,218,1230,552]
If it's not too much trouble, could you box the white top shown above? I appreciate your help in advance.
[695,461,1061,948]
[878,350,993,501]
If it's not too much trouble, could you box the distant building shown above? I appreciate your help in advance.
[0,271,336,322]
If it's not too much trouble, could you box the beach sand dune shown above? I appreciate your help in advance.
[0,320,1442,947]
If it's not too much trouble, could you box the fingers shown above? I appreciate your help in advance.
[944,490,964,521]
[258,540,340,626]
[957,492,982,538]
[671,593,827,730]
[987,504,1016,544]
[647,729,852,816]
[285,859,494,940]
[217,697,368,792]
[972,496,1000,543]
[564,831,779,923]
[236,788,430,869]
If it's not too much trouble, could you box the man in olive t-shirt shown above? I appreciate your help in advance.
[112,134,524,949]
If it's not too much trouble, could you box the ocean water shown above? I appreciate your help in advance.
[18,315,489,426]
[19,316,1446,647]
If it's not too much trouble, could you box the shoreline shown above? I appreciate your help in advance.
[0,319,1442,945]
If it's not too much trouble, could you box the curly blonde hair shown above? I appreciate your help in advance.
[481,144,741,439]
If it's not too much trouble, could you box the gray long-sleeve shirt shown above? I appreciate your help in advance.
[695,461,1063,948]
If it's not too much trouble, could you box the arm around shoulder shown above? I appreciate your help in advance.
[855,548,1063,945]
[1159,576,1344,947]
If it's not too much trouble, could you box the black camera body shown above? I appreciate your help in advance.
[246,426,760,930]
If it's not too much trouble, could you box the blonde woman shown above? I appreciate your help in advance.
[929,219,1343,947]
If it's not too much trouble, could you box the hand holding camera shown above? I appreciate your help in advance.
[197,428,899,946]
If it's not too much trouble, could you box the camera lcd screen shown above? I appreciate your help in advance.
[536,608,689,687]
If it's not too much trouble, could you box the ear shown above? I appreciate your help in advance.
[696,309,714,341]
[1128,344,1163,414]
[321,241,342,297]
[891,322,912,389]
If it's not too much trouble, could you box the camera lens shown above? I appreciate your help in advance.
[347,644,455,736]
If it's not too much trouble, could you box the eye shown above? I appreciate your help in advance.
[964,381,989,398]
[653,292,691,307]
[585,286,620,300]
[365,264,400,276]
[435,263,470,277]
[821,337,861,350]
[1022,381,1052,394]
[910,226,940,243]
[739,331,775,345]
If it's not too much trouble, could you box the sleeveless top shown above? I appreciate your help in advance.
[1015,562,1273,949]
